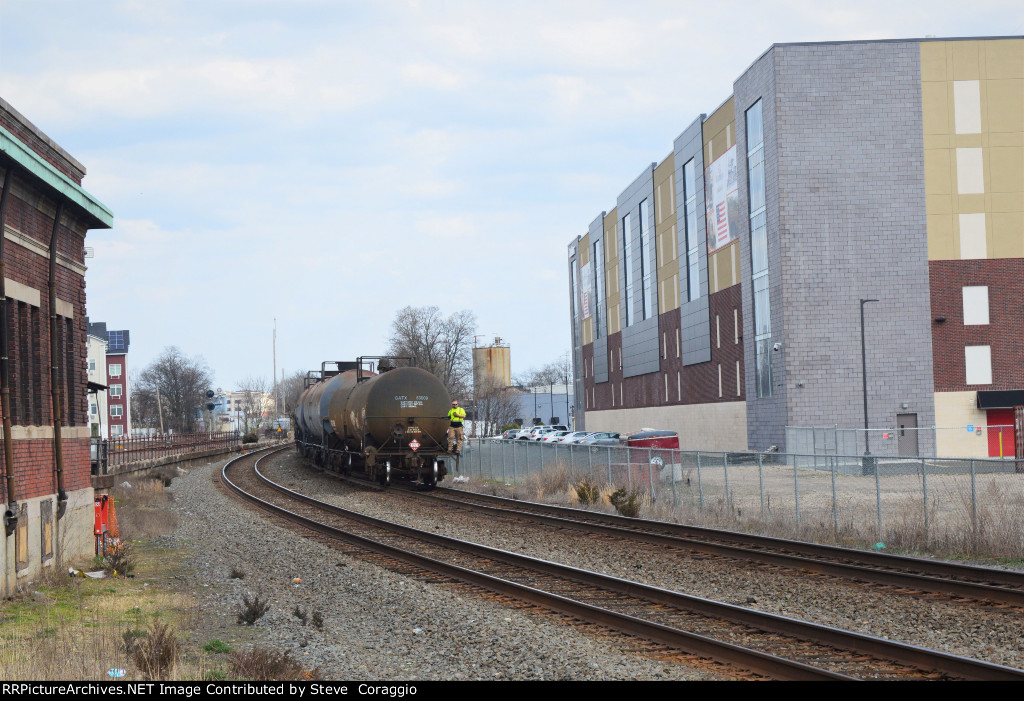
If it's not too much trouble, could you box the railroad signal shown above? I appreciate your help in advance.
[205,389,216,412]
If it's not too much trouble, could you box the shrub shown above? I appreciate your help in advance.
[242,433,259,444]
[292,606,308,625]
[229,566,246,579]
[609,488,644,518]
[203,640,232,654]
[105,539,136,576]
[236,592,270,625]
[228,647,313,681]
[573,478,600,505]
[310,611,324,630]
[124,621,180,681]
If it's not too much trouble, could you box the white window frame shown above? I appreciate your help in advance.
[965,345,992,385]
[110,405,123,418]
[110,424,124,437]
[962,286,989,325]
[110,384,123,398]
[109,363,122,378]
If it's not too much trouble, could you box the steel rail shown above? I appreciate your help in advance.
[235,448,1024,680]
[430,487,1024,597]
[407,488,1024,606]
[222,448,843,681]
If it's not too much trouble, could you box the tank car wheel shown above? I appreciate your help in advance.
[378,461,391,487]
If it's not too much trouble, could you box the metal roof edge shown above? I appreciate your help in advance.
[0,124,113,229]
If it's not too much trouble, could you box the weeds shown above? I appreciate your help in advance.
[228,647,313,681]
[229,567,246,580]
[310,611,324,630]
[236,592,270,625]
[292,606,308,625]
[123,621,180,681]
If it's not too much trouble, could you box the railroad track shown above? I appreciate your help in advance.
[409,487,1024,608]
[223,447,1024,681]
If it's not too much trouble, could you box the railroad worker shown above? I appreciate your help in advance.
[447,400,467,455]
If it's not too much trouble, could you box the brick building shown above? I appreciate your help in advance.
[567,36,1023,458]
[1,96,113,594]
[87,321,131,439]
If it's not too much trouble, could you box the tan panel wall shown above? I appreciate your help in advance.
[703,96,741,293]
[578,233,592,345]
[584,401,748,452]
[653,153,680,314]
[934,391,990,458]
[603,208,621,335]
[921,39,1024,262]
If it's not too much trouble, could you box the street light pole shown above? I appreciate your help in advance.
[860,298,879,474]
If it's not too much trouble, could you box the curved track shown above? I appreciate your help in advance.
[223,447,1024,681]
[403,487,1024,607]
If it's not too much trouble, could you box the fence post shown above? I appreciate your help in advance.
[758,452,765,518]
[723,452,731,511]
[671,449,678,507]
[607,446,612,485]
[922,457,929,548]
[875,457,883,542]
[830,455,838,538]
[501,440,506,484]
[696,451,704,510]
[648,447,655,502]
[970,458,978,553]
[793,455,800,528]
[512,440,517,485]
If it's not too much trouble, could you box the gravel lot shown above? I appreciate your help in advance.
[162,453,725,680]
[260,450,1024,671]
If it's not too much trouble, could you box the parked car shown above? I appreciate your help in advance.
[541,430,572,443]
[526,427,556,440]
[560,431,593,443]
[578,431,621,446]
[502,428,524,440]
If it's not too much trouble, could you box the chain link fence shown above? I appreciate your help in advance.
[786,425,1016,464]
[459,438,1024,559]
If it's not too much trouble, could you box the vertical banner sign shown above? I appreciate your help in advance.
[704,145,739,252]
[580,261,593,320]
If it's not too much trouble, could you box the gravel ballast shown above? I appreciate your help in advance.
[162,453,725,680]
[260,450,1024,671]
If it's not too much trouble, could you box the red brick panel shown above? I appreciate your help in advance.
[929,259,1024,392]
[0,437,90,503]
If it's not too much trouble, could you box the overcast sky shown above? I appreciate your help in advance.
[1,1,1021,393]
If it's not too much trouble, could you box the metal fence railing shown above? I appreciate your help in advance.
[91,431,241,475]
[458,438,1024,559]
[786,424,1017,464]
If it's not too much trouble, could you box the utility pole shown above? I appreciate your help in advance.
[273,318,278,417]
[860,298,878,475]
[156,387,165,434]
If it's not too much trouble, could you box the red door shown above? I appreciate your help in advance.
[987,409,1016,458]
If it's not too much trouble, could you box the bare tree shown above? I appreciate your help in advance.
[281,370,308,416]
[515,353,572,388]
[473,379,525,437]
[386,306,476,397]
[135,347,215,433]
[236,376,272,436]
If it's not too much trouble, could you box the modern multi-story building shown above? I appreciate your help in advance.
[568,36,1023,459]
[86,321,131,439]
[86,330,108,438]
[1,96,113,593]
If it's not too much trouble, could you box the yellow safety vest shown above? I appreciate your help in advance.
[447,407,466,425]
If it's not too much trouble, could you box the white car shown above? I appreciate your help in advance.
[560,431,593,444]
[541,430,572,443]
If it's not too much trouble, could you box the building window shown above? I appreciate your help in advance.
[746,99,772,398]
[962,286,989,325]
[110,424,123,437]
[90,403,97,416]
[965,345,992,385]
[110,405,123,418]
[89,359,96,373]
[621,212,634,327]
[110,384,123,398]
[639,198,655,320]
[683,159,701,302]
[593,241,606,339]
[109,363,122,377]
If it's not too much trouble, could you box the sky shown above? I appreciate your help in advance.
[1,1,1022,393]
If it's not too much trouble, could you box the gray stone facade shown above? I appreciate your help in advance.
[673,116,711,366]
[736,41,936,453]
[617,165,660,378]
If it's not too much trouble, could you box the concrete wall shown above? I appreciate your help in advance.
[584,401,748,451]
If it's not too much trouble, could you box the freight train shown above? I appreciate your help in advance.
[292,357,456,487]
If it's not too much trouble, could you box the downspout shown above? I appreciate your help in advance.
[48,198,68,518]
[0,165,17,536]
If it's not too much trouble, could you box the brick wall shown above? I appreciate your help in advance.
[930,259,1024,392]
